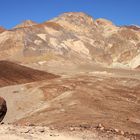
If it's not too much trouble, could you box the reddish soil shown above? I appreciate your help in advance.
[135,65,140,70]
[13,74,140,138]
[0,61,59,87]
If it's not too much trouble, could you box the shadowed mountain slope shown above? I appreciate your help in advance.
[0,61,59,87]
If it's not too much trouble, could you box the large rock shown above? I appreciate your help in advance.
[0,97,7,122]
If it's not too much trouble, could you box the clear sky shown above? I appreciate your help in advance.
[0,0,140,29]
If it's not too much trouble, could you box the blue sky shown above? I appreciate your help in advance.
[0,0,140,29]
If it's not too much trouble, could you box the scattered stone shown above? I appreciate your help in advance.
[28,123,35,126]
[97,123,104,131]
[120,131,125,135]
[70,127,75,131]
[20,128,30,133]
[1,122,4,125]
[38,128,45,133]
[98,123,103,128]
[100,127,104,131]
[49,126,55,130]
[107,130,110,133]
[74,127,82,131]
[49,133,59,137]
[114,129,119,133]
[28,131,34,134]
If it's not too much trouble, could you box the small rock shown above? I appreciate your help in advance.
[98,123,102,128]
[38,128,45,133]
[107,130,110,133]
[49,126,55,130]
[28,123,35,126]
[70,127,75,131]
[98,123,104,128]
[100,127,104,131]
[20,129,30,133]
[75,127,82,131]
[1,122,4,125]
[120,131,125,135]
[97,123,105,130]
[114,129,119,133]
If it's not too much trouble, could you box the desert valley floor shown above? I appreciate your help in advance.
[0,61,139,140]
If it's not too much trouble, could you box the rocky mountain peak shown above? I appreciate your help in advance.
[0,12,140,69]
[59,12,93,18]
[0,26,6,33]
[53,12,94,26]
[13,20,37,29]
[95,18,114,26]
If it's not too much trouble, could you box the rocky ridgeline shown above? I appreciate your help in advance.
[0,12,140,68]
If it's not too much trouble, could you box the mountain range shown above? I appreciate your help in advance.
[0,12,140,69]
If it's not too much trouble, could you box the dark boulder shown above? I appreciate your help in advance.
[0,97,7,122]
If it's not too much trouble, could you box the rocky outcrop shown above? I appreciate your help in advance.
[0,97,7,122]
[13,20,37,29]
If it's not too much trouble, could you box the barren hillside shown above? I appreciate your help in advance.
[0,12,140,69]
[0,61,59,87]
